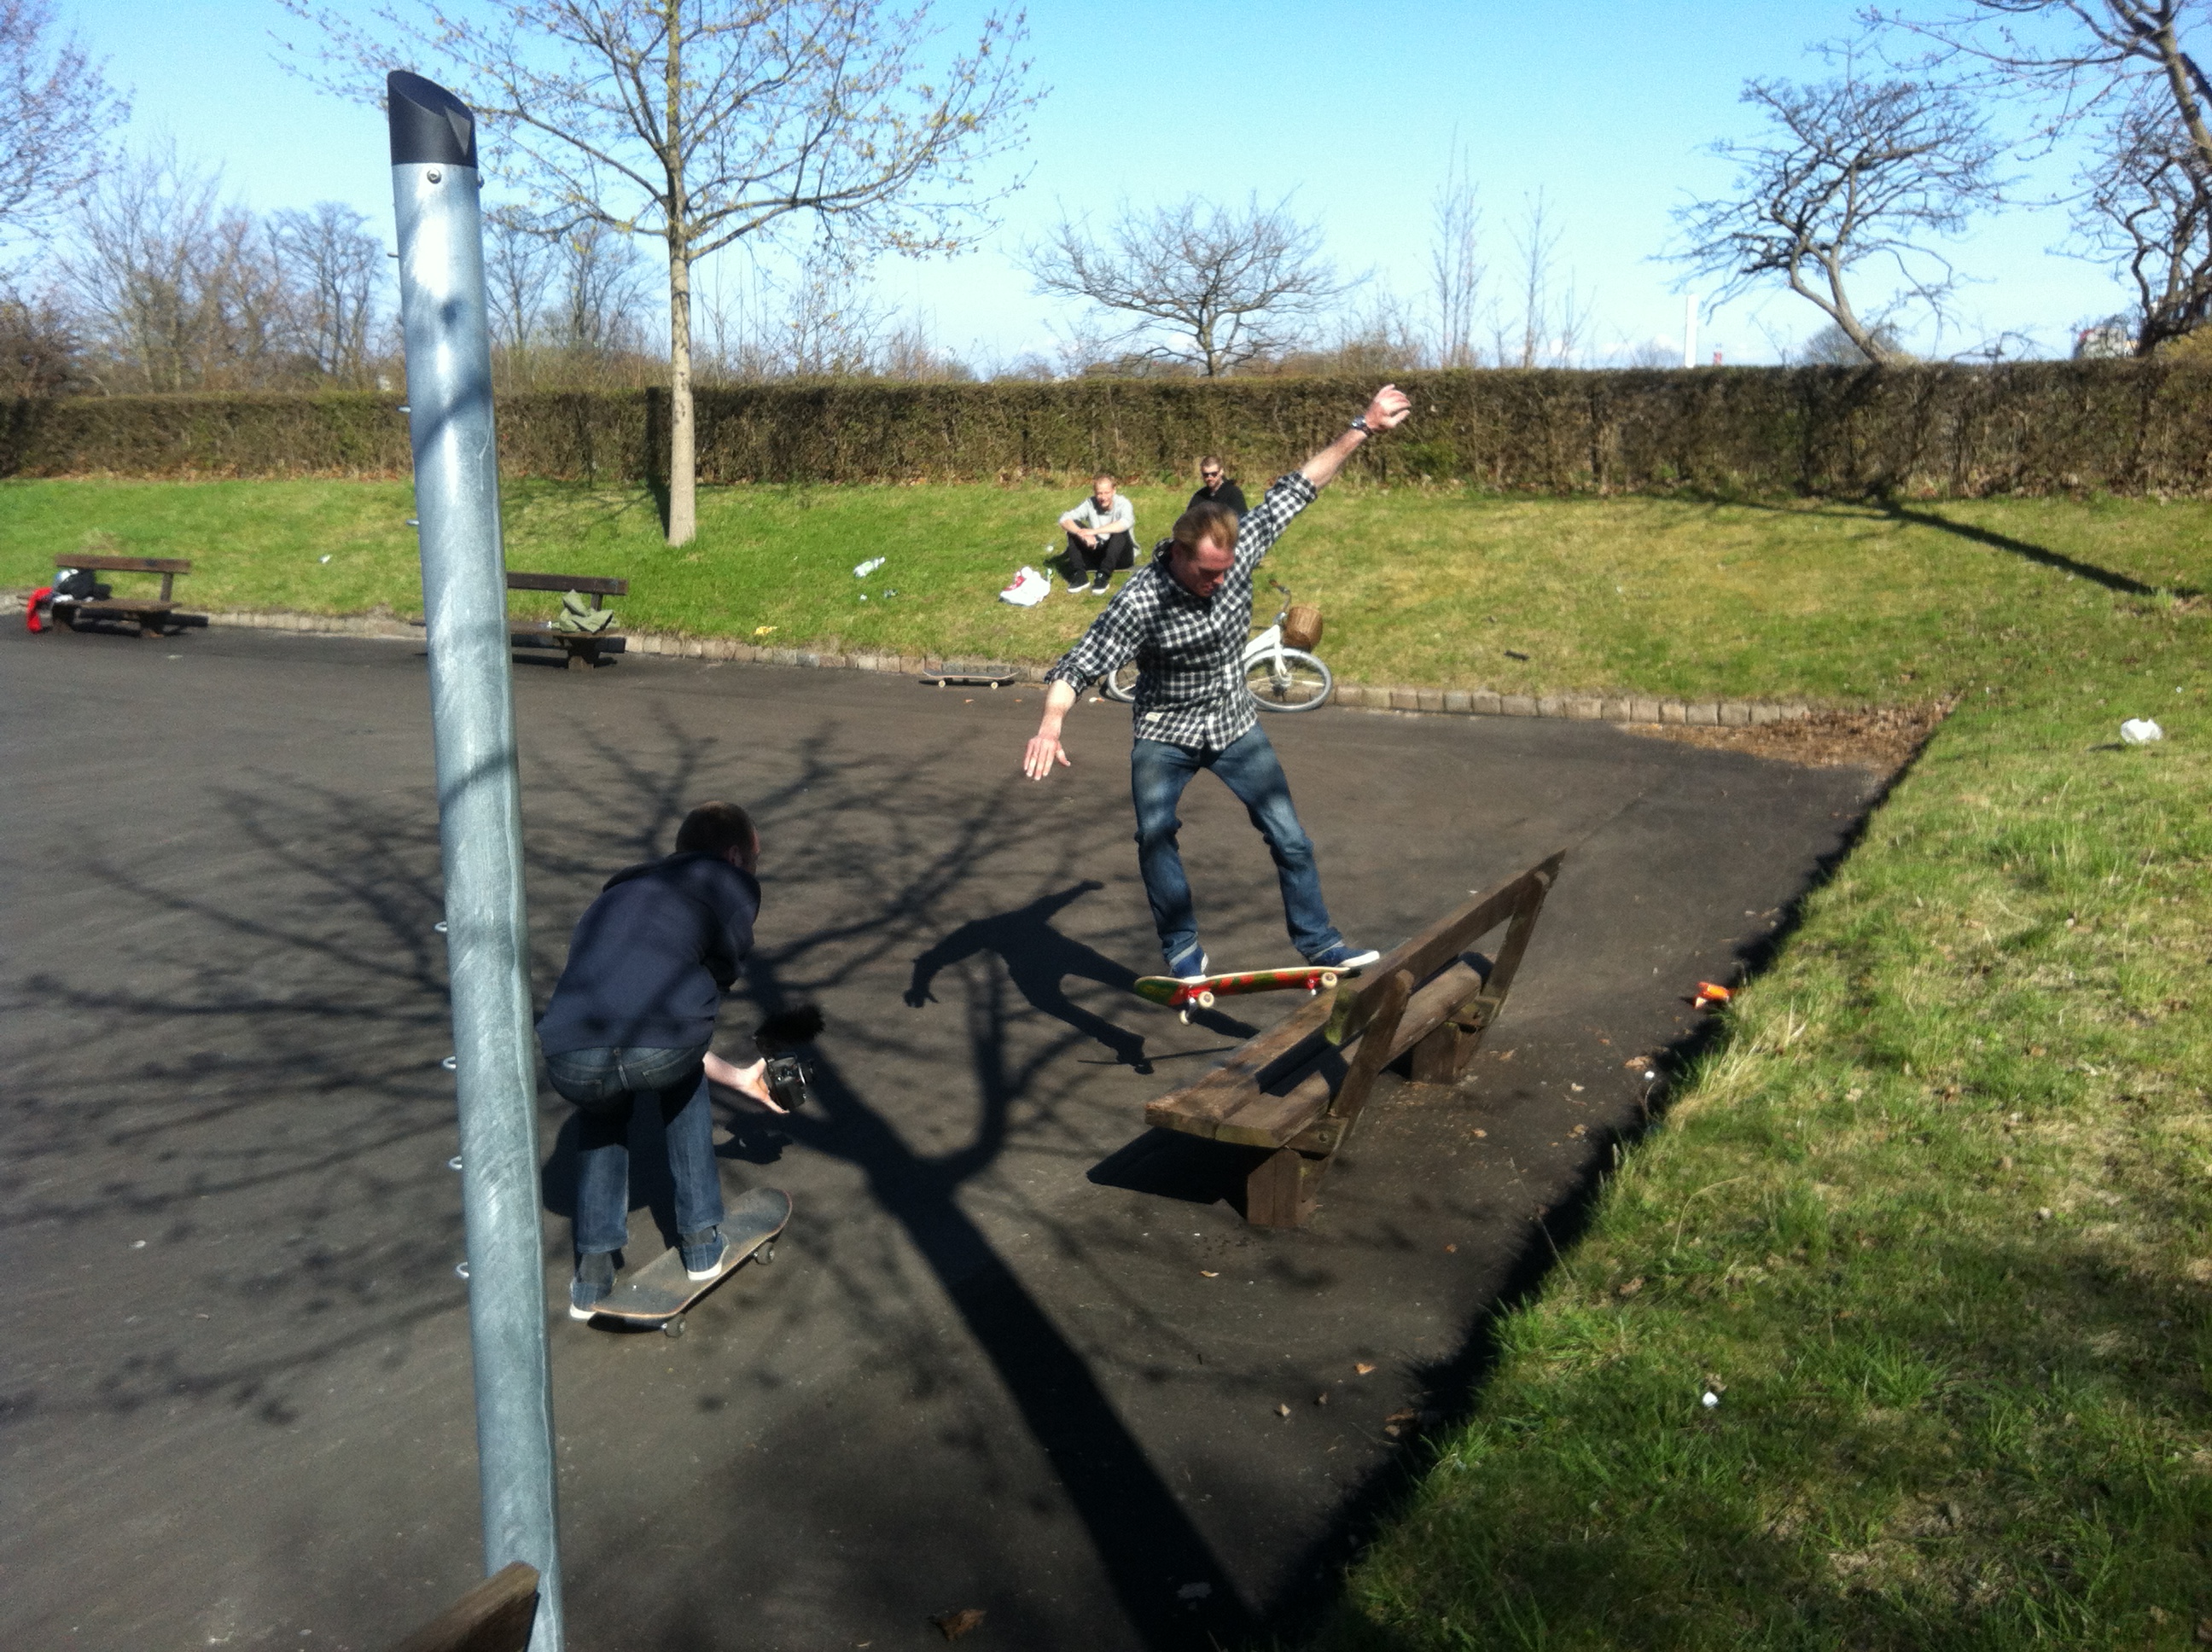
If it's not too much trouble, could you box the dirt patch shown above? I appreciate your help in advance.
[1621,701,1950,776]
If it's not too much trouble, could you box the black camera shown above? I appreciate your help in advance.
[763,1051,812,1112]
[755,1005,824,1112]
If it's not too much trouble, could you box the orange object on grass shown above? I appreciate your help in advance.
[1693,981,1733,1009]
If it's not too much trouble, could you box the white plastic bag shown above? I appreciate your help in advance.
[2121,718,2163,745]
[853,556,886,578]
[998,566,1049,608]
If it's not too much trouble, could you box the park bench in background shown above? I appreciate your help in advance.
[383,1561,538,1652]
[1144,851,1565,1228]
[49,555,207,639]
[506,571,628,670]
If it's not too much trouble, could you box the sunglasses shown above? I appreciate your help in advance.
[1202,469,1221,479]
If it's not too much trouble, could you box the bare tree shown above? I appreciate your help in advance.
[484,206,557,358]
[61,143,305,392]
[0,281,80,394]
[1874,2,2212,350]
[1022,195,1345,376]
[1492,190,1594,368]
[1428,145,1485,368]
[270,202,385,381]
[550,218,649,356]
[280,0,1037,545]
[0,0,128,245]
[2080,103,2212,347]
[1670,71,2000,362]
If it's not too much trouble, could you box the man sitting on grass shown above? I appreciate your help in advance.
[1059,474,1137,595]
[534,800,785,1320]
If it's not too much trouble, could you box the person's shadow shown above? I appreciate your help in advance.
[905,882,1157,1074]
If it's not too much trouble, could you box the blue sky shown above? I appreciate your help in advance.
[57,0,2128,365]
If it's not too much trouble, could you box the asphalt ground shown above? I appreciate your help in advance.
[2,621,1878,1650]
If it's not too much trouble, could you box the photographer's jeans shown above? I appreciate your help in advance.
[1131,725,1342,966]
[544,1043,724,1258]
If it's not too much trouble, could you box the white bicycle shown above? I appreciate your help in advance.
[1101,579,1334,712]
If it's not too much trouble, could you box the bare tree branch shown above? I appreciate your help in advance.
[1428,143,1485,368]
[275,0,1039,543]
[1669,71,2002,361]
[1868,1,2212,349]
[1021,195,1342,376]
[0,0,129,246]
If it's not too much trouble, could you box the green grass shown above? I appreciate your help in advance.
[8,477,2212,702]
[1322,630,2212,1645]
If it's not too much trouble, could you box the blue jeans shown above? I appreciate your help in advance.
[1131,724,1342,965]
[544,1044,724,1258]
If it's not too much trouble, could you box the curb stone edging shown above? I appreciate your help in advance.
[0,595,1819,728]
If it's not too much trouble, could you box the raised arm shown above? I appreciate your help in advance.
[1299,384,1412,490]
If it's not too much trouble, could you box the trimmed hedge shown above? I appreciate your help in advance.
[6,362,2212,494]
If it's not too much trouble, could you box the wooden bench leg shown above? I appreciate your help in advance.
[566,638,602,670]
[1245,1148,1328,1229]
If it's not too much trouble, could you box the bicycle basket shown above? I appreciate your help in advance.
[1281,604,1324,650]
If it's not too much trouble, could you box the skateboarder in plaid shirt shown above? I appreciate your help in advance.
[1022,385,1414,981]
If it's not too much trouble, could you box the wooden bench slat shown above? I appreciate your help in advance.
[1144,992,1338,1130]
[67,601,179,614]
[56,555,193,573]
[386,1561,538,1652]
[504,572,627,596]
[1198,962,1487,1148]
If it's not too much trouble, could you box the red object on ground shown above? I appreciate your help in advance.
[1693,980,1732,1009]
[25,586,52,632]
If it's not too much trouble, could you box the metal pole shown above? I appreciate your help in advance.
[387,70,564,1652]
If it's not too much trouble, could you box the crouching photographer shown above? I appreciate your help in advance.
[535,800,813,1321]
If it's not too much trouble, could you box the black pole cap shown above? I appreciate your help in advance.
[387,71,478,168]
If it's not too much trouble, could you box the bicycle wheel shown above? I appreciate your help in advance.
[1245,649,1332,711]
[1102,661,1140,702]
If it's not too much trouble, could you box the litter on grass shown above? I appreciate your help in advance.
[2122,718,2163,744]
[999,566,1051,608]
[1693,981,1732,1009]
[853,556,886,578]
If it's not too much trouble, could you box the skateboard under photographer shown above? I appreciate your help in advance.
[1022,386,1414,982]
[535,800,790,1321]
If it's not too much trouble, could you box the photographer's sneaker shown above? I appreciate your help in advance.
[681,1224,732,1280]
[1306,942,1380,972]
[1164,943,1209,981]
[569,1250,617,1320]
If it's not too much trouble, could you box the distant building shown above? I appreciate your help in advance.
[2074,319,2134,360]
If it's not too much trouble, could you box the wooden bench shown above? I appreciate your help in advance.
[385,1562,538,1652]
[507,571,628,670]
[1144,851,1565,1228]
[49,555,207,638]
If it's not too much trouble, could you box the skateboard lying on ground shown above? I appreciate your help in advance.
[585,1186,791,1338]
[1133,964,1352,1023]
[920,670,1018,689]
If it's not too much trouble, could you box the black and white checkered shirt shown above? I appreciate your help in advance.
[1047,471,1318,750]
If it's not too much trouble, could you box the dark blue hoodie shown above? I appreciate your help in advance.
[535,852,760,1056]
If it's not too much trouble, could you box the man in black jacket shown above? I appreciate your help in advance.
[537,800,782,1319]
[1187,456,1247,522]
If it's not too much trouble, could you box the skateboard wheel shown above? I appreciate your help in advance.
[757,1241,775,1265]
[1196,990,1215,1008]
[1320,971,1338,988]
[1179,1009,1191,1024]
[663,1316,685,1338]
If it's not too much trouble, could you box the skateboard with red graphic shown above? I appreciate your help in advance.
[1133,964,1352,1023]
